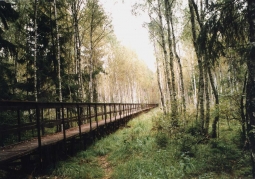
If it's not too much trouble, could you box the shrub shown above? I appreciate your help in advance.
[155,132,168,148]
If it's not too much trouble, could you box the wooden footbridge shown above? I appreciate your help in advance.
[0,101,157,170]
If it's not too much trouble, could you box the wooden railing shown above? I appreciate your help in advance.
[0,101,158,166]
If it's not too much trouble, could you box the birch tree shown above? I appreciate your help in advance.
[188,0,205,133]
[164,0,178,124]
[71,0,84,101]
[34,0,38,102]
[84,0,112,102]
[169,7,186,117]
[54,0,62,102]
[247,0,255,176]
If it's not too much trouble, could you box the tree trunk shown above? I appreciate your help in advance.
[89,20,94,103]
[54,0,62,102]
[240,72,247,143]
[13,52,18,96]
[191,57,197,106]
[153,38,166,114]
[247,0,255,177]
[204,68,210,135]
[209,67,219,138]
[157,0,172,114]
[169,9,186,119]
[72,1,83,102]
[164,0,178,124]
[34,0,38,102]
[189,0,205,132]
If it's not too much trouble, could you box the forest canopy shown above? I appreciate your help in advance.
[0,0,158,103]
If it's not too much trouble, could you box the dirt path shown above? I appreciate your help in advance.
[98,155,113,179]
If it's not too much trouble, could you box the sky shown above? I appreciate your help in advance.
[100,0,156,71]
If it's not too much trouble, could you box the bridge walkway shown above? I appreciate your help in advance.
[0,101,157,167]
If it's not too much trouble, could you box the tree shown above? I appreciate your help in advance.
[84,0,112,102]
[152,32,166,114]
[169,6,186,118]
[247,0,255,176]
[34,0,38,102]
[70,0,84,102]
[0,1,18,54]
[54,0,62,102]
[188,0,205,133]
[196,0,248,137]
[97,35,158,104]
[0,1,18,100]
[164,0,178,124]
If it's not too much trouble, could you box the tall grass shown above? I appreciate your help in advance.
[40,108,251,179]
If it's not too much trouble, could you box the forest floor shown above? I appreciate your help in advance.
[98,155,112,179]
[1,108,252,178]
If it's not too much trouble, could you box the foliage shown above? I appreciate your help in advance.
[0,0,157,104]
[37,109,251,179]
[97,37,158,103]
[50,155,104,179]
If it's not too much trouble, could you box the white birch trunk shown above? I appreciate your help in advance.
[54,0,62,102]
[34,0,38,102]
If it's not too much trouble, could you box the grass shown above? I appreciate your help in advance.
[38,108,251,179]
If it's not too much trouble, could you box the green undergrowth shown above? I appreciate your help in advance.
[41,109,251,179]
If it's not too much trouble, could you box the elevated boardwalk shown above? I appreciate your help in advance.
[0,101,157,168]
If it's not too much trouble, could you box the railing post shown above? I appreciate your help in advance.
[113,104,116,129]
[114,104,116,121]
[88,104,92,131]
[77,105,82,141]
[117,103,121,128]
[124,104,126,117]
[109,104,112,122]
[122,104,124,125]
[56,108,60,132]
[119,104,121,119]
[122,104,124,117]
[101,105,103,121]
[126,104,127,117]
[95,104,98,128]
[69,108,73,128]
[36,104,42,163]
[55,108,58,132]
[29,109,34,136]
[41,108,45,136]
[17,109,21,142]
[104,103,107,125]
[127,104,129,122]
[128,104,131,116]
[123,104,126,125]
[66,108,69,128]
[61,104,66,151]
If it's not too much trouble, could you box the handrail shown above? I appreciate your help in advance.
[0,101,158,149]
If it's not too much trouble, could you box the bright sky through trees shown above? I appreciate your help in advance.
[100,0,156,71]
